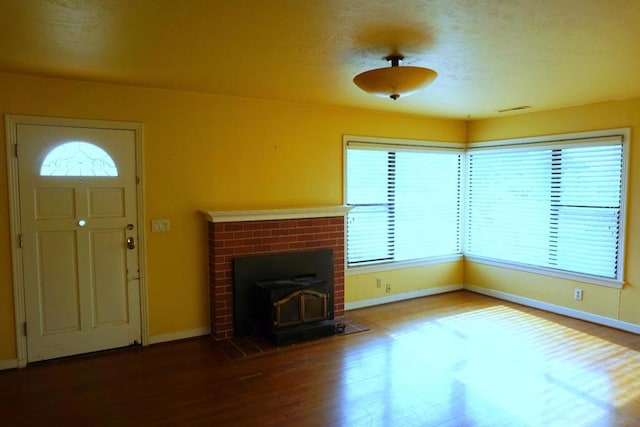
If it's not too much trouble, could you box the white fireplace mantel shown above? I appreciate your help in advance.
[204,205,352,223]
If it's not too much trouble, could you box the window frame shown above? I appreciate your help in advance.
[343,129,629,288]
[343,135,466,275]
[465,128,630,288]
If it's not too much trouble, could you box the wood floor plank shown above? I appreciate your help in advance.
[1,290,639,426]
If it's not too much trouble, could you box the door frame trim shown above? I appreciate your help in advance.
[5,114,149,367]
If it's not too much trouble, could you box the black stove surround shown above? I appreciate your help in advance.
[232,249,335,345]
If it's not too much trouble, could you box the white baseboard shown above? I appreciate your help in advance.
[465,285,640,335]
[6,286,636,355]
[0,331,211,366]
[0,359,18,371]
[345,284,464,311]
[148,327,210,345]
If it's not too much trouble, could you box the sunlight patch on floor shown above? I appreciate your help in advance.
[435,305,640,418]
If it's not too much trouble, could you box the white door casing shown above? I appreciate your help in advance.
[5,115,148,366]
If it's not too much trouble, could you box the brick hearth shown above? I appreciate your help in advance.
[206,207,349,339]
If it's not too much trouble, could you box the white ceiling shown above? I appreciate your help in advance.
[1,0,639,119]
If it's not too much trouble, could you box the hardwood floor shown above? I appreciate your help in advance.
[2,290,639,426]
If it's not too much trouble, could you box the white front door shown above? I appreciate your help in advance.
[16,121,142,362]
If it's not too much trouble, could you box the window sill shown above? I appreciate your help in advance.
[346,254,463,276]
[464,255,624,289]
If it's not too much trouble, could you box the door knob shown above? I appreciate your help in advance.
[126,236,135,249]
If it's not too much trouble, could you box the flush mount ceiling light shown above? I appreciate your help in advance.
[353,54,437,100]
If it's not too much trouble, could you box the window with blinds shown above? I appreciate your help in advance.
[466,136,626,283]
[344,131,627,286]
[345,142,463,267]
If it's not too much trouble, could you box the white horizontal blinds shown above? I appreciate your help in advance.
[346,144,462,267]
[394,151,462,259]
[346,149,394,265]
[466,137,623,279]
[550,144,623,278]
[466,148,552,266]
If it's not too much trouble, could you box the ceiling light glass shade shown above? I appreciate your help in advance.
[353,56,437,100]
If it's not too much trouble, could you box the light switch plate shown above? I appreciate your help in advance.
[151,219,170,232]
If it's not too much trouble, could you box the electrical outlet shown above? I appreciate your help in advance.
[574,288,583,300]
[376,278,382,288]
[386,283,392,293]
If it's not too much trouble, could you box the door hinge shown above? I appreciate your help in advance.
[136,176,140,185]
[14,143,18,157]
[18,234,23,249]
[23,322,27,336]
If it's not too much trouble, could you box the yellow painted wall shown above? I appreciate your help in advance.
[3,72,637,364]
[345,261,464,303]
[464,263,620,319]
[466,98,640,326]
[0,72,466,362]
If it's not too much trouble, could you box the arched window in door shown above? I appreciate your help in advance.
[40,141,118,176]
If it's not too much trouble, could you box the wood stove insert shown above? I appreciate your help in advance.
[233,249,335,345]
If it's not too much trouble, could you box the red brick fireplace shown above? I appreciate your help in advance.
[206,206,350,340]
